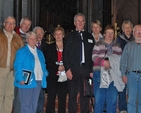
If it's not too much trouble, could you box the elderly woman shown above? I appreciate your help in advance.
[45,26,67,113]
[91,20,103,43]
[92,25,124,113]
[14,31,48,113]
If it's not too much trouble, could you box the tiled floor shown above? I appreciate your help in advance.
[44,93,94,113]
[44,93,121,113]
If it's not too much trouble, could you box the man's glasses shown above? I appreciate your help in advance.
[5,21,16,25]
[135,31,141,34]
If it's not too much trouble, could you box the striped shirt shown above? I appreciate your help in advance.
[120,41,141,76]
[92,40,122,71]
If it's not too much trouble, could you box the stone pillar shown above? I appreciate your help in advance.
[87,0,93,32]
[27,0,32,19]
[26,0,40,29]
[139,0,141,23]
[93,0,103,29]
[0,0,14,28]
[13,0,22,26]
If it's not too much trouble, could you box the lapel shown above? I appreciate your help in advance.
[25,45,35,69]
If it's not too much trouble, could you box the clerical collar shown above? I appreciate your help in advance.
[76,29,84,33]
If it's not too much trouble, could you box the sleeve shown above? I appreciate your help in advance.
[45,44,59,74]
[63,35,72,72]
[120,44,128,76]
[14,49,25,82]
[40,51,49,77]
[92,44,104,66]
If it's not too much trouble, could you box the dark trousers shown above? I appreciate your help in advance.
[13,87,21,113]
[36,88,45,113]
[68,67,90,113]
[118,85,127,111]
[46,78,67,113]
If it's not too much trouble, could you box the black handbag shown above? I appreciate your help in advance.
[84,78,94,97]
[84,77,94,109]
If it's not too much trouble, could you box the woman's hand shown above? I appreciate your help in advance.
[58,65,65,71]
[103,60,110,69]
[20,81,25,85]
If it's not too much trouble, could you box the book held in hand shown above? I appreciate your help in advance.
[23,70,32,85]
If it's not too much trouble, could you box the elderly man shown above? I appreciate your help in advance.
[0,16,23,113]
[15,16,32,45]
[116,20,134,113]
[120,24,141,113]
[13,16,32,113]
[33,26,46,113]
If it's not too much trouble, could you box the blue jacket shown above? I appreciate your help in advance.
[14,45,48,88]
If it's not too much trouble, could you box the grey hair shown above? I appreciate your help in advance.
[4,16,16,23]
[25,31,37,39]
[20,16,32,25]
[133,24,141,34]
[74,13,85,22]
[33,26,45,34]
[122,20,133,31]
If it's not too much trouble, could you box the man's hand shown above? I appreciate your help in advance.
[122,76,127,84]
[66,69,73,80]
[90,73,93,78]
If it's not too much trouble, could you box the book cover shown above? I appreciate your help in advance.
[23,70,32,85]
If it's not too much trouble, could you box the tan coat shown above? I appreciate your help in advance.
[0,29,24,70]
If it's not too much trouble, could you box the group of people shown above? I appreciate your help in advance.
[0,12,141,113]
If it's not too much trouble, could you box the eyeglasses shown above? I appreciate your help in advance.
[106,32,114,35]
[135,31,141,34]
[5,21,16,25]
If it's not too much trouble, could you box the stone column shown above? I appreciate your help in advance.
[13,0,22,26]
[92,0,103,29]
[87,0,92,32]
[139,0,141,23]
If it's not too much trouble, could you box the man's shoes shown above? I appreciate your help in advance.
[120,110,127,113]
[103,109,106,113]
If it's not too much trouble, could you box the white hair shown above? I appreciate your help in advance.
[33,26,45,34]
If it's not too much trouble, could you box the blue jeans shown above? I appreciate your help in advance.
[93,71,118,113]
[127,72,141,113]
[118,84,127,111]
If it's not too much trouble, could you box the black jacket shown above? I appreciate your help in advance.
[45,42,63,79]
[63,30,95,73]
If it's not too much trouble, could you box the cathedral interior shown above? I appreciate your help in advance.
[0,0,141,113]
[0,0,141,36]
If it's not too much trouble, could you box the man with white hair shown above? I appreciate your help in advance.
[13,16,32,113]
[15,16,32,45]
[0,16,23,113]
[33,26,46,113]
[120,24,141,113]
